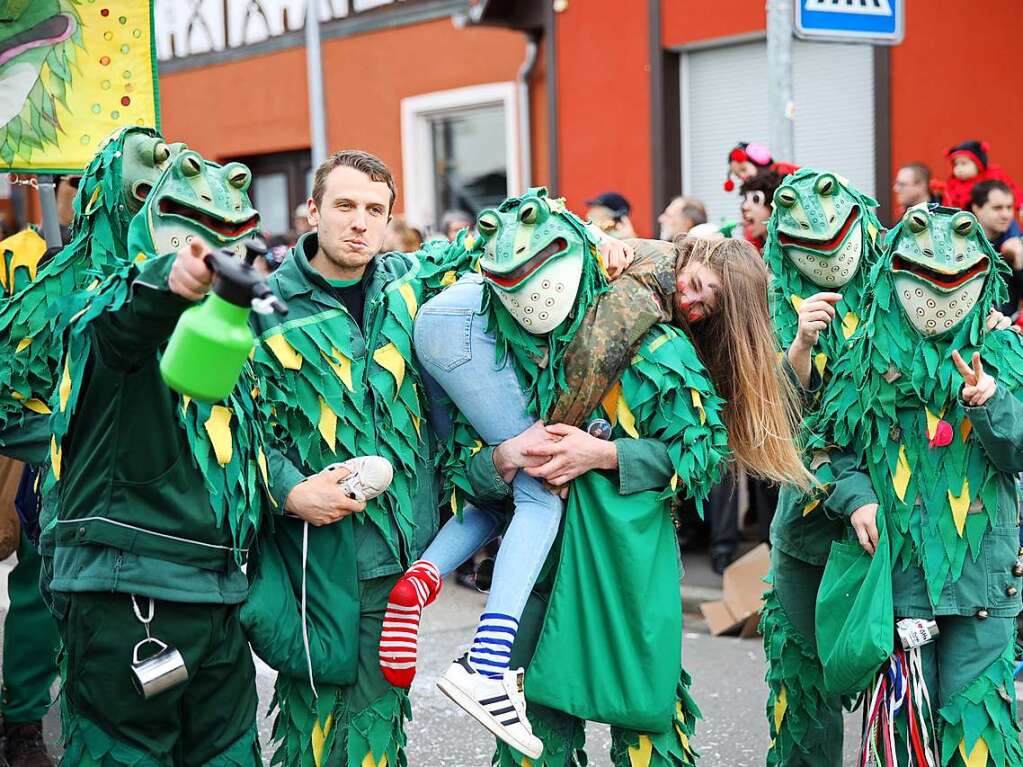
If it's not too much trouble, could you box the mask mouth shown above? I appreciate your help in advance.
[891,254,989,291]
[158,196,260,241]
[778,205,860,253]
[482,237,568,290]
[0,13,75,69]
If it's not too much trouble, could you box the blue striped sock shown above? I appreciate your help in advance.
[467,612,517,679]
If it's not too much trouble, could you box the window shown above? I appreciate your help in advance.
[401,83,520,234]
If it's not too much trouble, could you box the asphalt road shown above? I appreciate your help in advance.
[2,562,864,766]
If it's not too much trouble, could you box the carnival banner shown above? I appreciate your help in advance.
[0,0,159,173]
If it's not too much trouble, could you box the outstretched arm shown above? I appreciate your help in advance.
[953,348,1023,473]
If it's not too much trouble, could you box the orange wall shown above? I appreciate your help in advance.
[890,0,1023,195]
[159,18,529,215]
[661,0,764,48]
[553,1,654,236]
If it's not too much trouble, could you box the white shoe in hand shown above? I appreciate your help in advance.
[322,456,393,502]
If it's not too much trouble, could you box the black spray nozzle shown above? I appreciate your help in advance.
[203,240,288,315]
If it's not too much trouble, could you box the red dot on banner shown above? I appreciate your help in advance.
[99,56,110,65]
[100,8,109,16]
[121,96,131,106]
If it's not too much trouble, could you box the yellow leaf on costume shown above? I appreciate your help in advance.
[450,490,458,516]
[59,360,72,411]
[893,445,911,502]
[257,447,277,507]
[311,713,333,767]
[690,388,706,425]
[774,686,788,730]
[960,418,972,442]
[949,478,970,537]
[204,406,234,466]
[802,499,820,517]
[361,752,387,767]
[318,398,338,452]
[959,736,989,767]
[399,283,418,319]
[842,312,859,339]
[867,222,878,245]
[670,473,679,492]
[181,395,191,415]
[24,399,51,414]
[617,394,639,439]
[15,337,31,353]
[601,382,622,426]
[814,353,828,377]
[87,279,100,291]
[411,413,421,438]
[520,758,534,767]
[50,437,61,481]
[85,187,102,215]
[321,347,354,392]
[925,407,940,440]
[374,343,405,394]
[441,270,457,286]
[10,391,23,401]
[790,294,804,312]
[134,252,147,263]
[265,333,304,370]
[647,333,670,355]
[628,735,653,767]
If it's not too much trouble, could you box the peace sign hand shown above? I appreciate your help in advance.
[952,350,998,407]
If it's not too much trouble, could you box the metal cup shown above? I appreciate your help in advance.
[130,638,189,699]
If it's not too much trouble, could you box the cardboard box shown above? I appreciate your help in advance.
[698,543,771,636]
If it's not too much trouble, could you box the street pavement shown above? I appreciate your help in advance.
[0,553,866,766]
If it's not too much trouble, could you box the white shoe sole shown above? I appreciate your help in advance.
[436,676,543,759]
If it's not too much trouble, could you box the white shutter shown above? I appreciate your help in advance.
[681,39,875,224]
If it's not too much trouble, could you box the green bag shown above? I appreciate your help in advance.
[524,471,681,733]
[815,510,893,697]
[239,515,361,686]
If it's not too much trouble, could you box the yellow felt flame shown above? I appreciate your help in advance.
[617,394,639,438]
[690,389,706,425]
[959,736,989,767]
[181,395,191,415]
[842,311,859,339]
[134,252,147,263]
[520,759,533,767]
[411,412,421,438]
[814,353,828,377]
[949,478,970,537]
[867,222,878,245]
[50,437,61,481]
[892,445,911,502]
[59,359,71,411]
[311,713,333,767]
[203,406,233,466]
[15,337,31,353]
[790,294,804,312]
[670,473,679,492]
[601,382,622,426]
[321,347,354,392]
[361,752,387,767]
[441,270,457,286]
[257,447,277,507]
[774,686,788,731]
[399,283,418,319]
[24,399,51,414]
[960,418,972,442]
[373,343,405,394]
[265,333,304,370]
[627,735,653,767]
[802,499,820,517]
[318,398,338,452]
[10,391,22,401]
[925,407,940,440]
[647,333,670,355]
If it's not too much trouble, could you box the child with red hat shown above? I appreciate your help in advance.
[941,139,1023,213]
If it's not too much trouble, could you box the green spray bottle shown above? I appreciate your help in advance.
[161,240,288,403]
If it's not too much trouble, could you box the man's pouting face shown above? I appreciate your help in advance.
[308,165,392,276]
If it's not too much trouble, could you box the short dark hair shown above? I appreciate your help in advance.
[900,162,931,186]
[970,179,1012,209]
[311,149,397,212]
[680,205,707,226]
[740,170,784,209]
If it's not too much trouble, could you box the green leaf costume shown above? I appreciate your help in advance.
[813,205,1023,766]
[432,190,729,766]
[759,168,885,767]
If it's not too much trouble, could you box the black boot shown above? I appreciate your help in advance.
[5,722,52,767]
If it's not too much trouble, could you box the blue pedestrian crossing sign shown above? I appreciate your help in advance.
[794,0,904,45]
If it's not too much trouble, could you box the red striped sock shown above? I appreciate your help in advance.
[379,560,442,688]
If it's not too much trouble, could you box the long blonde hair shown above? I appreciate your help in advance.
[673,236,813,490]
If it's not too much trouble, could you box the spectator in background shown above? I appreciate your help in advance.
[942,139,1023,214]
[585,191,637,238]
[893,162,935,218]
[56,175,81,243]
[971,179,1023,316]
[739,170,783,253]
[382,216,424,253]
[441,209,474,241]
[293,203,313,238]
[658,195,707,241]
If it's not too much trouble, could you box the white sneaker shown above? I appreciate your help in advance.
[322,456,394,501]
[436,654,544,759]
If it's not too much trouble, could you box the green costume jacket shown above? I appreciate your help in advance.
[49,253,272,604]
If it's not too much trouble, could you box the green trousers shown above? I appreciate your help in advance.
[492,585,699,767]
[3,531,59,725]
[268,574,410,767]
[58,592,260,766]
[761,548,844,767]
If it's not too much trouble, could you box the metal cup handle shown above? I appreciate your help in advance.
[133,637,169,666]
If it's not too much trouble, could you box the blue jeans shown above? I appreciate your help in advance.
[415,275,564,621]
